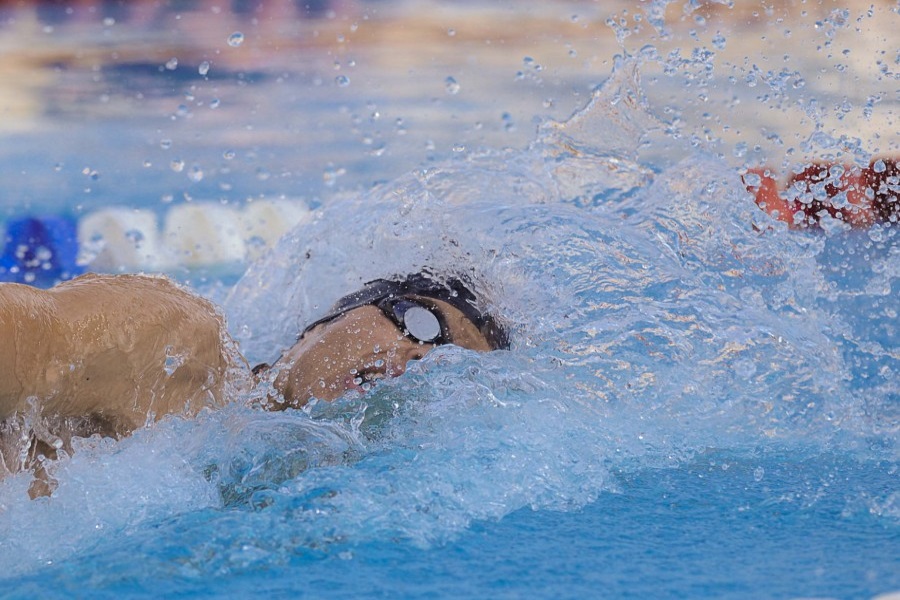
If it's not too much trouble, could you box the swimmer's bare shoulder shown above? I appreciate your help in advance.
[0,273,246,435]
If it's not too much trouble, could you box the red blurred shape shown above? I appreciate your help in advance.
[743,168,795,226]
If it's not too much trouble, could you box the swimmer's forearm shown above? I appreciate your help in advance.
[0,283,60,420]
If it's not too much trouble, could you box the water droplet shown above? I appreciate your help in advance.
[164,346,186,376]
[160,139,172,150]
[170,159,185,173]
[712,33,726,50]
[223,150,235,160]
[35,246,53,262]
[502,112,516,132]
[753,466,765,482]
[323,165,346,186]
[102,17,115,27]
[188,166,204,182]
[125,229,144,245]
[165,57,178,70]
[445,76,460,95]
[227,32,244,47]
[335,74,350,87]
[198,61,210,76]
[209,98,220,109]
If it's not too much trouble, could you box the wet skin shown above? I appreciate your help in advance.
[270,297,493,407]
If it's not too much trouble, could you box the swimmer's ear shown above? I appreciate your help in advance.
[251,362,271,376]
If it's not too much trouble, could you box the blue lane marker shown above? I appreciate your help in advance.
[0,216,84,287]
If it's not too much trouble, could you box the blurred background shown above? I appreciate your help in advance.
[0,0,897,279]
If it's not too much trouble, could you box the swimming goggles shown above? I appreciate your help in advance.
[298,294,450,346]
[375,296,448,345]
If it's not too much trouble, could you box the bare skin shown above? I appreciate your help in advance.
[270,298,492,406]
[0,273,496,490]
[0,273,244,433]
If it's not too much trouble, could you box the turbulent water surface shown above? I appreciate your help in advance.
[0,2,898,598]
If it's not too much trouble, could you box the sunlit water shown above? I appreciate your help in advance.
[0,2,898,599]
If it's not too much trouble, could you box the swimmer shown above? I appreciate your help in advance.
[0,272,507,489]
[744,157,898,229]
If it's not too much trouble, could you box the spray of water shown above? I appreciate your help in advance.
[0,55,895,579]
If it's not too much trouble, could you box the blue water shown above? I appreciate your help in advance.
[1,5,898,599]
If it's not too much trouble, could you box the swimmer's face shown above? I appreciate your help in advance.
[270,297,492,407]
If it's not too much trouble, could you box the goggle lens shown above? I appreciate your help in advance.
[389,299,443,344]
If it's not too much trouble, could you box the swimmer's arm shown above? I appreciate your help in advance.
[0,283,59,420]
[1,274,245,434]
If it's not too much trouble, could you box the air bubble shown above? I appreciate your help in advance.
[227,32,244,47]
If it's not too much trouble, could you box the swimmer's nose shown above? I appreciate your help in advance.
[385,344,429,378]
[399,345,428,370]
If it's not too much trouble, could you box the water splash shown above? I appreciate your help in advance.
[0,56,895,582]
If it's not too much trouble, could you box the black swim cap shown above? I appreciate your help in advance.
[301,273,509,350]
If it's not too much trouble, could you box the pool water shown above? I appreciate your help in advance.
[0,2,898,598]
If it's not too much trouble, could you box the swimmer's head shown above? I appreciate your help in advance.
[265,274,507,407]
